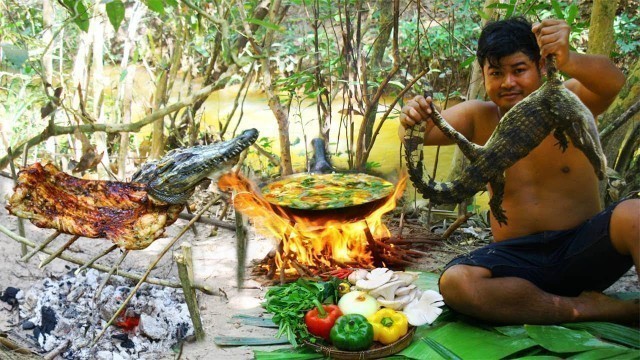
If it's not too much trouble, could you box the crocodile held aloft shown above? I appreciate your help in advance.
[404,57,606,225]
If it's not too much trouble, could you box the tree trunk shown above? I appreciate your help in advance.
[599,62,640,203]
[445,0,497,214]
[465,0,498,101]
[261,0,293,175]
[91,4,109,174]
[586,0,619,56]
[42,0,54,84]
[357,0,394,170]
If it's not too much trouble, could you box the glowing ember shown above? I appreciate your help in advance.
[218,173,407,276]
[115,312,140,332]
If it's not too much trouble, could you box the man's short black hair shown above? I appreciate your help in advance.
[477,16,540,68]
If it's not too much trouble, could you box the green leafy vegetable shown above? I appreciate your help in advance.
[263,278,339,347]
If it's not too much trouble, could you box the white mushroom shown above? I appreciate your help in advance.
[393,271,419,286]
[395,284,417,296]
[402,290,445,326]
[376,297,405,310]
[347,269,370,285]
[367,280,404,301]
[395,288,419,307]
[369,267,393,278]
[355,268,393,290]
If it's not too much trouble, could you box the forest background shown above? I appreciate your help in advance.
[0,0,639,217]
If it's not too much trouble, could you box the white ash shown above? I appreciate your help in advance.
[16,268,194,359]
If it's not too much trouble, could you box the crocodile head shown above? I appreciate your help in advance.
[132,128,259,204]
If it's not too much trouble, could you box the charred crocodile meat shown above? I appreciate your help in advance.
[404,56,606,225]
[6,129,259,249]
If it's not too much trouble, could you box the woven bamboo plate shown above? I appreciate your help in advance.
[304,326,416,359]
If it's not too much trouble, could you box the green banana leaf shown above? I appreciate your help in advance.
[250,272,639,360]
[410,268,441,291]
[524,325,626,353]
[567,348,640,360]
[562,322,640,349]
[400,321,537,359]
[253,347,324,360]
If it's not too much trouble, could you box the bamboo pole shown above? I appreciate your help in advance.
[235,210,247,289]
[95,250,130,299]
[39,235,80,268]
[21,230,61,262]
[74,244,118,275]
[0,224,215,293]
[174,253,205,341]
[91,195,218,346]
[7,147,27,256]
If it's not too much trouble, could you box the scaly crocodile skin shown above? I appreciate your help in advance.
[405,56,606,225]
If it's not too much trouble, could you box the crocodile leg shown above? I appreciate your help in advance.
[488,173,508,225]
[552,128,570,152]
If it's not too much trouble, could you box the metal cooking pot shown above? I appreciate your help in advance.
[259,139,395,221]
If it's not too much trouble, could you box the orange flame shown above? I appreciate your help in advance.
[218,172,407,274]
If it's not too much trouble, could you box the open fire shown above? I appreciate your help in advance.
[219,173,413,280]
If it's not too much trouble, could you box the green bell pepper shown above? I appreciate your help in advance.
[329,314,374,351]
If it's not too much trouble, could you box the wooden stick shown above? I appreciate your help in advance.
[39,235,80,268]
[7,147,27,256]
[74,244,118,275]
[43,339,70,360]
[21,230,61,262]
[175,253,205,341]
[0,224,216,293]
[235,210,247,289]
[185,204,199,237]
[94,250,129,300]
[178,212,234,230]
[442,212,473,239]
[91,196,218,347]
[181,243,195,284]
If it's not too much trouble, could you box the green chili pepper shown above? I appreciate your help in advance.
[329,314,374,351]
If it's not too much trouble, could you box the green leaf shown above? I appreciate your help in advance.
[400,322,536,359]
[253,347,323,360]
[105,0,125,32]
[568,348,640,360]
[231,314,278,328]
[213,336,289,346]
[551,0,564,20]
[505,0,516,18]
[566,4,579,25]
[525,325,625,353]
[0,44,28,68]
[165,0,178,7]
[388,80,405,89]
[562,322,640,349]
[247,18,284,32]
[145,0,164,14]
[61,0,90,32]
[420,336,463,360]
[460,55,476,69]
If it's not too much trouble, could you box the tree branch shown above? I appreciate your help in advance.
[1,82,221,170]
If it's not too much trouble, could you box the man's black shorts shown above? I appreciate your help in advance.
[440,202,633,296]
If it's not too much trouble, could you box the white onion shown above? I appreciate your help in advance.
[338,291,379,318]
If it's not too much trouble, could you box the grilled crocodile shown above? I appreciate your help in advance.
[404,57,606,225]
[6,129,259,249]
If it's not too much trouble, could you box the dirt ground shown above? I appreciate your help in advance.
[0,175,638,360]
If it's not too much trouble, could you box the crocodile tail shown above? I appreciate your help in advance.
[404,124,468,205]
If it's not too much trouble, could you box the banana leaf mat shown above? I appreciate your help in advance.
[217,272,640,360]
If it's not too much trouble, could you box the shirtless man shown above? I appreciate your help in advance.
[399,17,639,324]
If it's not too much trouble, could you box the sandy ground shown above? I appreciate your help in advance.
[0,175,637,360]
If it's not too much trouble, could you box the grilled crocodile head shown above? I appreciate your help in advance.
[132,129,259,204]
